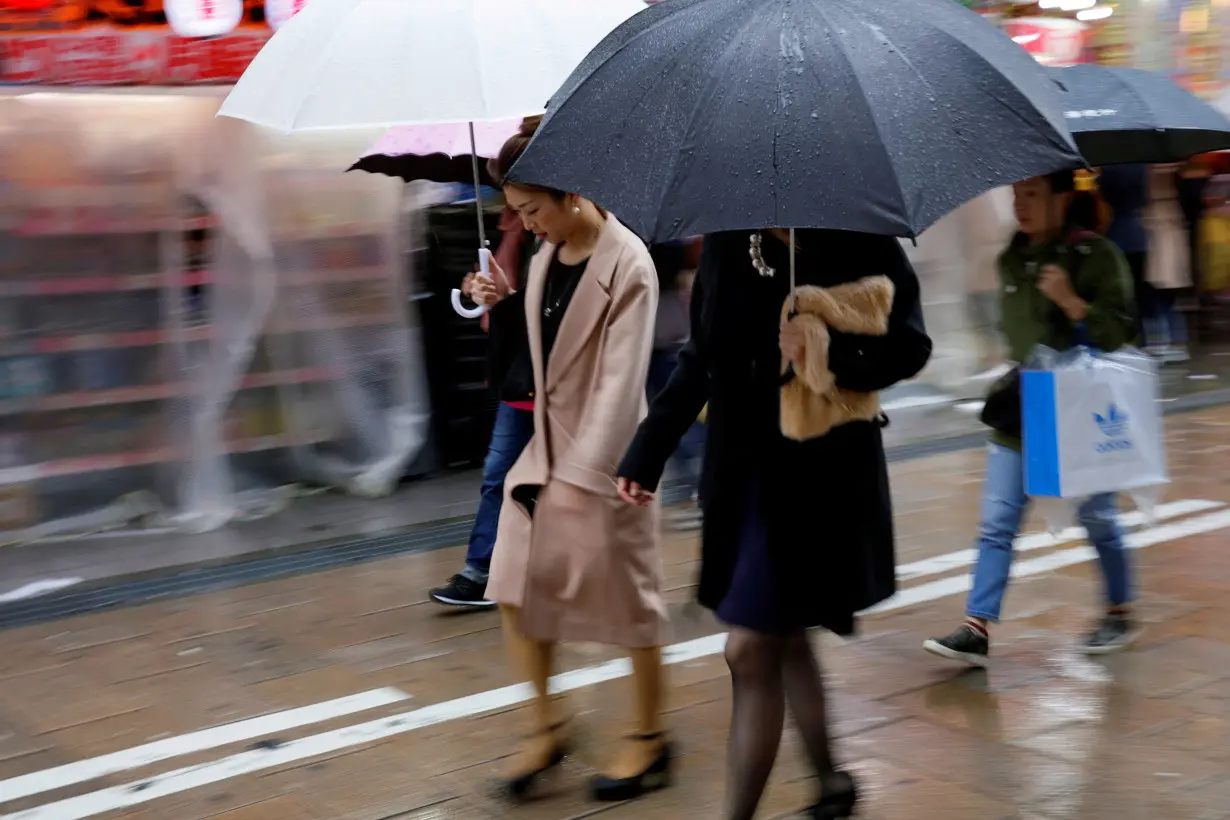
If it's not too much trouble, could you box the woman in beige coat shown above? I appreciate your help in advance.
[471,124,668,804]
[1144,163,1192,361]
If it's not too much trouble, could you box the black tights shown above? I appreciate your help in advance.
[724,627,834,820]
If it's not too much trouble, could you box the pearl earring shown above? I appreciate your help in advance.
[574,205,581,214]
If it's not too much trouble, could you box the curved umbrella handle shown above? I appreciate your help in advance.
[450,247,491,319]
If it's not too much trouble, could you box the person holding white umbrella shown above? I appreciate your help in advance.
[220,0,647,321]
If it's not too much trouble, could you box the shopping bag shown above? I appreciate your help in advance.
[1021,346,1167,500]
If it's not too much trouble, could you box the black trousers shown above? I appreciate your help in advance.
[1124,251,1152,344]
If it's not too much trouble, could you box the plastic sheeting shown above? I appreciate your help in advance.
[0,91,428,541]
[900,187,1018,393]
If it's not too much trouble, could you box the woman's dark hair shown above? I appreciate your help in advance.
[487,115,564,199]
[1047,168,1110,234]
[1046,168,1076,194]
[1066,190,1100,232]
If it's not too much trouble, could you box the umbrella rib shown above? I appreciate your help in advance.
[470,0,493,123]
[927,24,1080,164]
[804,0,910,231]
[288,0,367,131]
[652,1,770,239]
[542,0,687,120]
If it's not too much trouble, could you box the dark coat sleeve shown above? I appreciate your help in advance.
[827,238,932,393]
[616,238,713,491]
[487,290,533,401]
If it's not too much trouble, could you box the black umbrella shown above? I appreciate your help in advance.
[348,152,500,188]
[508,0,1081,243]
[1049,65,1230,166]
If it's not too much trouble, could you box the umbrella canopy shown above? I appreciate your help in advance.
[349,119,523,184]
[218,0,647,132]
[508,0,1082,242]
[1049,65,1230,166]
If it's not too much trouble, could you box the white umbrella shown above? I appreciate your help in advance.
[219,0,645,316]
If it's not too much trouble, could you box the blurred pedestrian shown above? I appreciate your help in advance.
[1144,164,1191,362]
[1177,155,1212,295]
[429,117,541,610]
[647,238,705,529]
[958,187,1016,378]
[1098,163,1152,342]
[481,123,671,803]
[618,228,931,820]
[1199,162,1230,302]
[924,170,1139,666]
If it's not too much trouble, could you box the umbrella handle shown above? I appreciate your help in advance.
[450,247,491,319]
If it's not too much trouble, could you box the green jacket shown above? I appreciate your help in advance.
[990,232,1137,451]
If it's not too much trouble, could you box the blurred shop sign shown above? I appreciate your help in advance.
[1003,16,1090,67]
[164,0,244,38]
[1,0,275,29]
[264,0,306,31]
[0,0,84,30]
[1,26,269,83]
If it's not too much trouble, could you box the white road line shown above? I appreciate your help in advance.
[0,579,83,603]
[872,507,1230,614]
[8,507,1230,820]
[0,688,409,804]
[895,499,1224,581]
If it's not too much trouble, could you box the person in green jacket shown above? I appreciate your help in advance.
[924,170,1139,665]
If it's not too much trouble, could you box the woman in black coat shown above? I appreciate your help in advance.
[617,228,931,819]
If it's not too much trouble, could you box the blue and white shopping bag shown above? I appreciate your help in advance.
[1021,346,1168,499]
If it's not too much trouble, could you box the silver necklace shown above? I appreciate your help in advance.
[543,287,567,318]
[543,264,574,318]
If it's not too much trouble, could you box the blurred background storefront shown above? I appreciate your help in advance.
[0,0,474,544]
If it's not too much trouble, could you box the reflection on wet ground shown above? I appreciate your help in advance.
[2,407,1230,819]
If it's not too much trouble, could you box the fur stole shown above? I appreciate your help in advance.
[779,275,895,441]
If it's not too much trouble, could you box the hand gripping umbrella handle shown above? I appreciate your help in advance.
[450,247,491,319]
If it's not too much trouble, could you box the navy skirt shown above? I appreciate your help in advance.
[714,473,797,634]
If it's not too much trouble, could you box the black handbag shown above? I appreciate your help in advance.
[979,366,1022,437]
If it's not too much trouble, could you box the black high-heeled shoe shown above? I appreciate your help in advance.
[502,720,569,800]
[589,732,673,802]
[809,770,858,819]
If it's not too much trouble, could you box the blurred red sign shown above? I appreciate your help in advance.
[1003,17,1090,67]
[1,25,269,83]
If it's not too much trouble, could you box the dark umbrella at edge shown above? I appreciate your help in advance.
[1050,64,1230,166]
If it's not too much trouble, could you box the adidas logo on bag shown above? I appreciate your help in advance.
[1094,403,1132,453]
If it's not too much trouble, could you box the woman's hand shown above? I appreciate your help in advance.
[779,318,807,367]
[466,257,514,307]
[617,477,655,507]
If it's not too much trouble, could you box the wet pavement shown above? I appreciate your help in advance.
[1,406,1230,819]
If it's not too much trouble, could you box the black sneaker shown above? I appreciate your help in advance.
[922,625,990,666]
[1083,613,1139,655]
[429,574,497,609]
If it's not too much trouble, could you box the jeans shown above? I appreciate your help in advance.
[1143,288,1189,348]
[648,346,705,492]
[462,403,535,583]
[966,443,1132,621]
